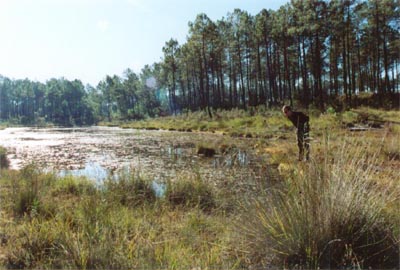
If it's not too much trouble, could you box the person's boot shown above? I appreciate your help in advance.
[298,150,304,161]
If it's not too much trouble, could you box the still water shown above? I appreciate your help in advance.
[0,126,267,185]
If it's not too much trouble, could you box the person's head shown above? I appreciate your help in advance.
[282,105,292,117]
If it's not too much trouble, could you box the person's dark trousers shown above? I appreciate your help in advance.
[297,122,310,161]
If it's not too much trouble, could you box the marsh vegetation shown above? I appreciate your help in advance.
[0,107,399,269]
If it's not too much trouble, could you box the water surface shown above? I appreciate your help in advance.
[0,127,268,185]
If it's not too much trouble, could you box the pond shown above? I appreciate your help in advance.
[0,127,270,186]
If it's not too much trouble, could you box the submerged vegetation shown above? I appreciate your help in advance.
[0,107,399,269]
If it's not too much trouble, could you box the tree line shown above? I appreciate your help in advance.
[0,66,163,126]
[161,0,399,115]
[0,0,399,126]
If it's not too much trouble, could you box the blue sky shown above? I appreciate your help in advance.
[0,0,288,86]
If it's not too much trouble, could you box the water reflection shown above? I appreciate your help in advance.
[152,180,166,197]
[166,146,184,160]
[59,162,109,183]
[212,149,250,168]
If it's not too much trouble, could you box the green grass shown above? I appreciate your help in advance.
[117,107,400,142]
[119,108,290,138]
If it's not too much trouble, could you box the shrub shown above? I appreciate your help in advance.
[237,139,399,269]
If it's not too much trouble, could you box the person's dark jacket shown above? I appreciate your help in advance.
[287,112,309,128]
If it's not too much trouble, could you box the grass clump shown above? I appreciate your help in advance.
[52,175,97,196]
[237,138,399,269]
[0,146,9,169]
[9,165,56,218]
[103,173,156,207]
[166,176,216,212]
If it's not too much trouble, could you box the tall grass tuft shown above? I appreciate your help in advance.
[166,176,216,212]
[103,172,156,207]
[0,146,9,169]
[237,137,399,269]
[52,175,96,196]
[6,218,66,269]
[11,165,56,218]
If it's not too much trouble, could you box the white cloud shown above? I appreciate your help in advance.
[97,20,110,32]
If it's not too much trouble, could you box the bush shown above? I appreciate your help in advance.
[237,139,399,269]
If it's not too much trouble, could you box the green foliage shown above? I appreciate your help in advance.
[340,110,359,126]
[154,0,399,113]
[326,106,336,114]
[0,77,96,126]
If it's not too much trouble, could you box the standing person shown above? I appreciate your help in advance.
[282,105,310,161]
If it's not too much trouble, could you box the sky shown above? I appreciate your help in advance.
[0,0,289,86]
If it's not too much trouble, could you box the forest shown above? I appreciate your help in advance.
[0,0,399,126]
